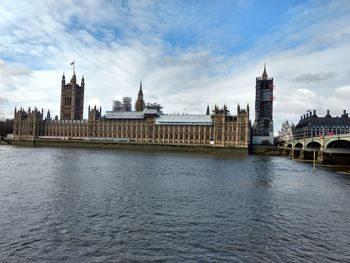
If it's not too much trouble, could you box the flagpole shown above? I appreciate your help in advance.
[71,59,75,75]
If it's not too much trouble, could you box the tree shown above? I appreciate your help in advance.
[0,119,14,137]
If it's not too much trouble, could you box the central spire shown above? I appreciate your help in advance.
[135,81,145,111]
[139,81,143,96]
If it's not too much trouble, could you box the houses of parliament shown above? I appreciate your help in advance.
[12,68,263,148]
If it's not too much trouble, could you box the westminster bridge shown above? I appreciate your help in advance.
[283,133,350,164]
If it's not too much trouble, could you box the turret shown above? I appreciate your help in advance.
[46,110,51,120]
[223,104,228,115]
[70,72,76,84]
[62,72,65,85]
[81,75,85,88]
[88,104,101,121]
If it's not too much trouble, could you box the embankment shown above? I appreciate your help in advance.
[9,139,248,155]
[249,145,284,155]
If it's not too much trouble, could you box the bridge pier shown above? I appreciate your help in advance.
[317,151,324,163]
[299,150,304,159]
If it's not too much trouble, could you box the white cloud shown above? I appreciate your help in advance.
[0,0,350,136]
[292,72,335,83]
[88,97,101,109]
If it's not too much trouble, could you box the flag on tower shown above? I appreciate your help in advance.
[70,60,75,65]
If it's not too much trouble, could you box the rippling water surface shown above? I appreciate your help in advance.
[1,145,350,262]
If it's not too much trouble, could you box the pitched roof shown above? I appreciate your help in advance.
[156,115,213,125]
[262,64,268,78]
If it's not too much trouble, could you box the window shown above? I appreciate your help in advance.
[64,97,71,106]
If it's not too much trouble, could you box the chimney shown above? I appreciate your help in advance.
[313,110,316,116]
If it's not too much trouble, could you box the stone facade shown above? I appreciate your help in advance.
[13,106,250,147]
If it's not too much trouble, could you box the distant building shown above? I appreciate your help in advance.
[112,100,122,112]
[277,120,294,143]
[293,109,350,140]
[60,72,84,120]
[252,64,274,145]
[13,72,251,148]
[122,97,132,111]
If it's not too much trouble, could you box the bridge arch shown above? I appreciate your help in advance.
[294,142,303,149]
[325,139,350,154]
[305,141,321,151]
[324,139,350,164]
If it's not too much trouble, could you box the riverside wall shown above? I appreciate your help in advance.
[8,139,249,155]
[249,145,284,155]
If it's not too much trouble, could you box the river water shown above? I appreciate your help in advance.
[0,145,350,262]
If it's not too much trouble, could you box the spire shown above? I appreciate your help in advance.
[262,63,268,78]
[206,105,210,115]
[138,81,143,96]
[62,72,65,86]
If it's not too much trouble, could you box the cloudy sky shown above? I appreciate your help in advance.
[0,0,350,133]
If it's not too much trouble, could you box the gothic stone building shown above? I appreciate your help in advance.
[13,72,250,147]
